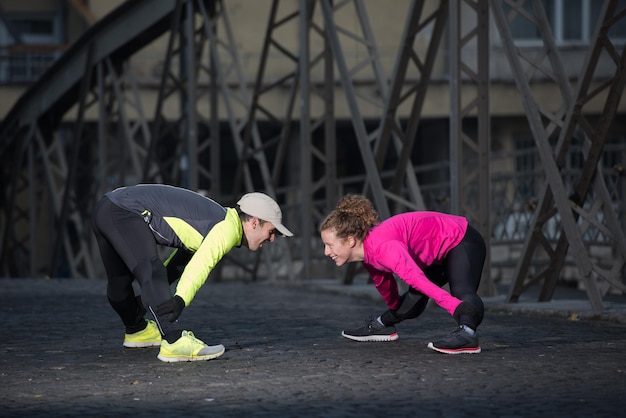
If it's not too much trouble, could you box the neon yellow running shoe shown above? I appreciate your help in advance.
[123,319,162,348]
[157,330,225,362]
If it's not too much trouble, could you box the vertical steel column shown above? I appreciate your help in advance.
[207,0,220,197]
[449,1,459,214]
[323,6,337,219]
[475,0,492,296]
[299,0,313,279]
[27,140,35,276]
[449,0,493,295]
[182,0,198,190]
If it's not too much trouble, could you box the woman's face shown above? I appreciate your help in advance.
[321,228,354,266]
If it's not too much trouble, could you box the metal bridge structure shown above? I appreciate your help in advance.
[0,0,624,313]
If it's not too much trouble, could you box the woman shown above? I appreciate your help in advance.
[319,194,486,354]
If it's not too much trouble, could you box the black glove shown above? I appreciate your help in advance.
[155,295,185,322]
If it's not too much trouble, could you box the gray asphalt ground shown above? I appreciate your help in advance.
[1,277,625,418]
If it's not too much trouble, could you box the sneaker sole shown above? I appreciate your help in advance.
[123,341,162,348]
[341,331,399,342]
[157,347,225,363]
[427,342,481,354]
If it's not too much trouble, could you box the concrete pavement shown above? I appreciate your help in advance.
[300,277,626,324]
[1,277,625,417]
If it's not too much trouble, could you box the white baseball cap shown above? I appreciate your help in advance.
[237,192,294,237]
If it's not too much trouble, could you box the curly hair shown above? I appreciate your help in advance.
[319,194,380,241]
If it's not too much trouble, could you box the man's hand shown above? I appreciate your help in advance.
[155,295,185,322]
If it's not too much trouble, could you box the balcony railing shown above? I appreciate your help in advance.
[0,44,66,84]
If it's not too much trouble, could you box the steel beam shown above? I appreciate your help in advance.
[493,0,626,313]
[449,0,493,295]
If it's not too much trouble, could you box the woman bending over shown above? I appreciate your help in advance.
[319,194,486,354]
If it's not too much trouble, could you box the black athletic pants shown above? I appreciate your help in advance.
[91,196,191,338]
[380,224,486,330]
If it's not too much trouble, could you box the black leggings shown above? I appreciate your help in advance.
[380,225,486,329]
[91,196,187,337]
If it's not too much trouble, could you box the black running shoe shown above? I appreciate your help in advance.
[341,317,399,342]
[427,326,481,354]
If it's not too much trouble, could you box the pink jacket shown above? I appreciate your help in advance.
[362,211,468,315]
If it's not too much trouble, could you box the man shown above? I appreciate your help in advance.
[91,184,293,362]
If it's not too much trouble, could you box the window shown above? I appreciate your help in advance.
[514,134,539,200]
[0,14,61,44]
[0,13,63,83]
[504,0,626,45]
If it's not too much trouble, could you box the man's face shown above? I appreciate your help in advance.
[244,217,277,251]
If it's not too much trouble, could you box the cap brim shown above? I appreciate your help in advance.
[274,223,294,237]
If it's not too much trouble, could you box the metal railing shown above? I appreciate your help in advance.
[0,45,64,84]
